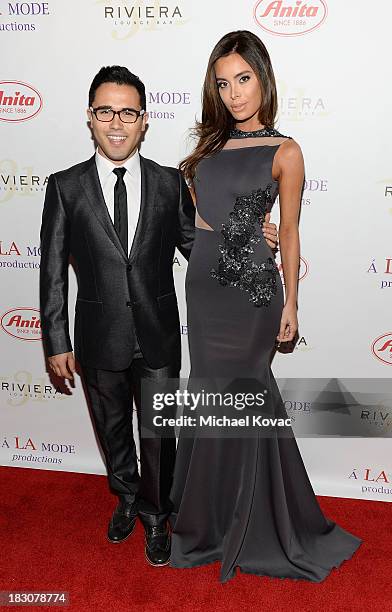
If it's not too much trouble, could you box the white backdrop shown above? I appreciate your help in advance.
[1,0,391,502]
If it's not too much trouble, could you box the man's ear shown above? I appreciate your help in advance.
[87,108,92,123]
[141,111,149,131]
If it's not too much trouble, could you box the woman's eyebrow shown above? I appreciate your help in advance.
[216,70,252,80]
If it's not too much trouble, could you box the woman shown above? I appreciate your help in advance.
[169,30,362,583]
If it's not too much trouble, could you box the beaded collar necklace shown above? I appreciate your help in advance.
[228,126,284,139]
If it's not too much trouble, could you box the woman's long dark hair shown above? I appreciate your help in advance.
[180,30,277,182]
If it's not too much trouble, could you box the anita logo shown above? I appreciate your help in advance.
[0,308,42,341]
[298,256,309,280]
[371,332,392,366]
[0,81,43,122]
[254,0,328,36]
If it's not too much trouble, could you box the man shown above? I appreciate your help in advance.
[39,66,278,566]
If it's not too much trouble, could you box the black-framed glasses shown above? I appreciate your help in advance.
[90,106,146,124]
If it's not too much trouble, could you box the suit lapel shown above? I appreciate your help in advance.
[80,156,128,262]
[128,155,158,262]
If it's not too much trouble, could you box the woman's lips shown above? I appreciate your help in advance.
[231,103,247,112]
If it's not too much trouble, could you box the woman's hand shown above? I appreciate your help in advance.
[277,303,298,343]
[262,212,278,250]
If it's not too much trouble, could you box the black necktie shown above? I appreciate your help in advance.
[113,167,128,255]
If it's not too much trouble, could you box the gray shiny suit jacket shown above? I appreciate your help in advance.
[39,154,195,371]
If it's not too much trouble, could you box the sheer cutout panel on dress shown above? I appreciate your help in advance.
[223,136,289,150]
[195,208,214,231]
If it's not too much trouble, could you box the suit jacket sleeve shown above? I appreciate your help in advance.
[39,173,73,357]
[175,171,195,261]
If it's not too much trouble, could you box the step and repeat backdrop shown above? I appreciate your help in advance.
[1,0,391,501]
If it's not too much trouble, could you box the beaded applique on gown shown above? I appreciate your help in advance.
[169,128,362,583]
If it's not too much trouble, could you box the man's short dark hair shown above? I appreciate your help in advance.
[89,66,146,110]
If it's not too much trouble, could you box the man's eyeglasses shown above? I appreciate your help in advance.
[90,106,146,124]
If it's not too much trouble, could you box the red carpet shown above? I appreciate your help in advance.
[0,466,390,612]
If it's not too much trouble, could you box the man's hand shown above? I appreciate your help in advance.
[262,212,278,250]
[48,352,75,380]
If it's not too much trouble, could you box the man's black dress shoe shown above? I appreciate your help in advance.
[144,524,171,566]
[107,502,137,543]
